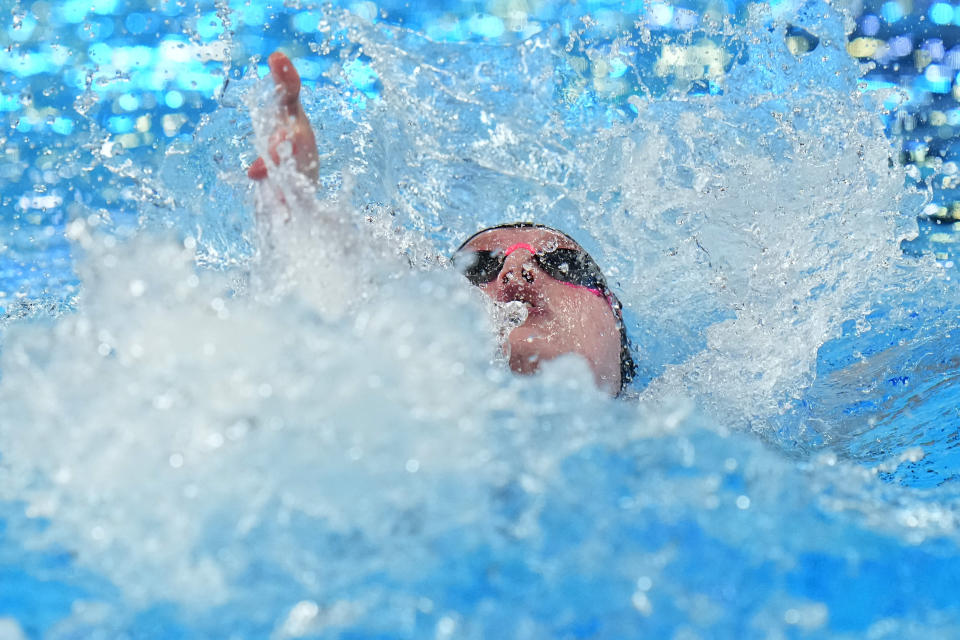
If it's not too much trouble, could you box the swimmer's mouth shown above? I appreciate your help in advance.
[521,300,546,317]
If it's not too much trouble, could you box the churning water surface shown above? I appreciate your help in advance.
[2,0,960,637]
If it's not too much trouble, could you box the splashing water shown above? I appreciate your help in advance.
[4,0,960,637]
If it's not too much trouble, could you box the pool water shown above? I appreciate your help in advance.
[3,0,960,638]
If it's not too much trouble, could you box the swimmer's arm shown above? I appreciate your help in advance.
[245,51,441,269]
[247,52,320,186]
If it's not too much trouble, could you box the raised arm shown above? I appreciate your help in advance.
[247,51,320,185]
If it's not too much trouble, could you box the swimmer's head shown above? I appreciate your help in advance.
[454,223,636,396]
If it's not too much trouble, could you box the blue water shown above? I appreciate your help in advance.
[3,0,960,638]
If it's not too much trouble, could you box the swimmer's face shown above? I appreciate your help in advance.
[457,227,622,394]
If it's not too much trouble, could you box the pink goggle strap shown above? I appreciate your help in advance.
[502,242,537,257]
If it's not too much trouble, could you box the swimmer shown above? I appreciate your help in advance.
[247,52,635,395]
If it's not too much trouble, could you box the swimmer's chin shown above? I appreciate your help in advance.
[508,350,542,375]
[504,327,620,395]
[504,326,554,374]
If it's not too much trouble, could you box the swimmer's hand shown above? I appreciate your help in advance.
[247,51,319,184]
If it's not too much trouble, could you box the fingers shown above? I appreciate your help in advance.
[247,156,267,180]
[247,131,297,180]
[267,51,301,114]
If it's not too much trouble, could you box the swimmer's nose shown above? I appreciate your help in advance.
[499,248,539,285]
[486,249,546,307]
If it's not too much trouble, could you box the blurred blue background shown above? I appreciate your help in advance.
[3,0,960,309]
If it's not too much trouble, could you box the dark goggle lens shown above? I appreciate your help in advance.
[454,250,503,285]
[536,248,606,290]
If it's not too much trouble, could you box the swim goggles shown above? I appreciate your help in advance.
[453,242,609,297]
